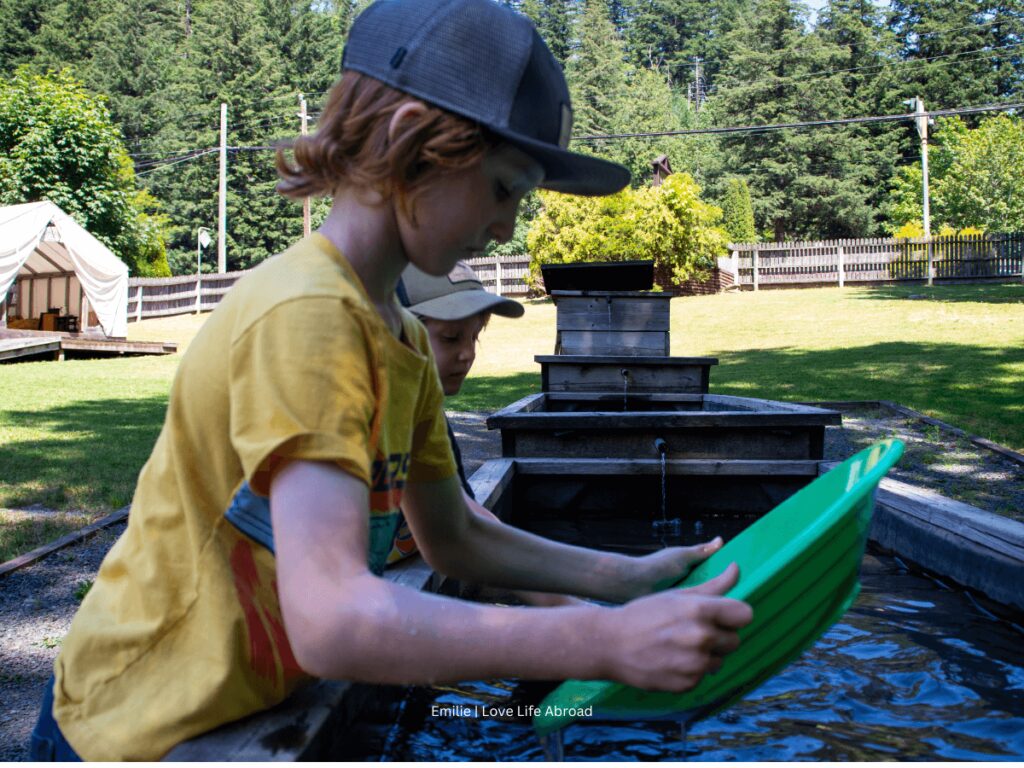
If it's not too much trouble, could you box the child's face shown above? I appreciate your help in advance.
[397,144,543,277]
[423,313,488,396]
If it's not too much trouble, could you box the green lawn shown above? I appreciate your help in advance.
[1,283,1021,528]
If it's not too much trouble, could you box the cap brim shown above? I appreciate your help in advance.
[410,289,525,321]
[492,127,631,197]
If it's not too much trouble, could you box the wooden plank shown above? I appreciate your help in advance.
[468,458,516,509]
[554,295,670,332]
[508,427,824,460]
[0,335,61,360]
[558,330,668,356]
[871,477,1024,613]
[539,360,713,394]
[0,506,129,578]
[511,458,822,476]
[535,355,718,366]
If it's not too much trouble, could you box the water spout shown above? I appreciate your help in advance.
[652,438,681,538]
[621,369,631,410]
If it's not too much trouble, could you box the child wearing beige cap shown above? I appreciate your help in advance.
[390,261,577,607]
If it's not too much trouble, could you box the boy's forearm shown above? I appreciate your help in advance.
[293,571,610,684]
[427,510,648,603]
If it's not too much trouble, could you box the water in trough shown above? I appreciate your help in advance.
[339,545,1024,761]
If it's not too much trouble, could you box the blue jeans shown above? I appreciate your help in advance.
[29,677,81,761]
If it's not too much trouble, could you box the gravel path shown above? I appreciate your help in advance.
[1,405,1020,760]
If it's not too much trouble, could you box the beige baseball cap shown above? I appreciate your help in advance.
[400,261,524,321]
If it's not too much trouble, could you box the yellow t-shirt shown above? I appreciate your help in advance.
[52,234,456,761]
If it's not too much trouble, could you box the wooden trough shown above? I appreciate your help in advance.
[487,392,841,460]
[162,452,1024,760]
[537,354,718,394]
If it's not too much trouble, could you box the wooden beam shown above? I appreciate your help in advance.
[511,458,822,476]
[871,477,1024,613]
[0,506,129,578]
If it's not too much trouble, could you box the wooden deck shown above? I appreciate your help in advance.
[0,328,176,361]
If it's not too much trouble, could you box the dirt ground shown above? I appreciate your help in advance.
[1,406,1021,760]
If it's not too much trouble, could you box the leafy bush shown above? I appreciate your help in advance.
[527,172,729,288]
[0,67,170,276]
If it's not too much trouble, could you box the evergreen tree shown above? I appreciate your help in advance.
[720,177,756,242]
[567,0,628,140]
[817,0,904,232]
[714,0,877,239]
[145,0,299,273]
[0,0,47,69]
[888,0,1013,109]
[519,0,574,66]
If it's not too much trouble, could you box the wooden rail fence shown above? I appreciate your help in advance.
[726,233,1024,290]
[127,255,531,322]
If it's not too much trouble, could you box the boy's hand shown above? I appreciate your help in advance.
[595,563,753,692]
[623,536,727,598]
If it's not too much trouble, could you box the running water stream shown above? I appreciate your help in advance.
[651,437,681,537]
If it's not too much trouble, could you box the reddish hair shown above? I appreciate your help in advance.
[276,71,496,218]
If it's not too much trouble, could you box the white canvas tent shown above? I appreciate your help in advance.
[0,201,129,338]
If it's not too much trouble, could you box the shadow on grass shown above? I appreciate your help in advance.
[852,283,1024,305]
[711,341,1023,451]
[447,371,542,413]
[0,396,168,511]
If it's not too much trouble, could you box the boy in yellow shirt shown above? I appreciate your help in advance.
[32,0,751,760]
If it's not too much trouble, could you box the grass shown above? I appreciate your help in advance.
[0,508,93,562]
[0,282,1021,537]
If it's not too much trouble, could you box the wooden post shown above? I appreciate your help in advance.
[82,292,90,332]
[752,249,760,291]
[299,94,311,238]
[837,244,845,288]
[136,285,144,322]
[731,249,739,282]
[495,258,503,296]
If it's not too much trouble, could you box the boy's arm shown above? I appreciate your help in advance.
[271,459,751,689]
[402,475,718,603]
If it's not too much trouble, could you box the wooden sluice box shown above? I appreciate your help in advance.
[487,393,841,460]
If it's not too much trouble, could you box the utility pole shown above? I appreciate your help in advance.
[218,102,228,274]
[688,57,705,113]
[906,96,932,285]
[299,93,311,237]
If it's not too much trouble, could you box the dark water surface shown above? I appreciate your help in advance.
[340,551,1024,761]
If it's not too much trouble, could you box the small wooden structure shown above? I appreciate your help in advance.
[0,328,176,362]
[487,393,841,460]
[551,290,672,356]
[537,354,717,394]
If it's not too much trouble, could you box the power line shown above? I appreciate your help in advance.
[717,40,1024,95]
[575,101,1024,142]
[129,101,1023,173]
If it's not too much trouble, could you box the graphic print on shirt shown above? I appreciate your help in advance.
[229,539,303,689]
[367,450,411,574]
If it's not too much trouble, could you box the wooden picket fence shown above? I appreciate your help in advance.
[726,233,1024,290]
[127,254,531,322]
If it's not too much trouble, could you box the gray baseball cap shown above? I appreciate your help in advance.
[401,261,524,320]
[342,0,630,196]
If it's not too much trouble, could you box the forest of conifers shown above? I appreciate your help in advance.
[1,0,1022,275]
